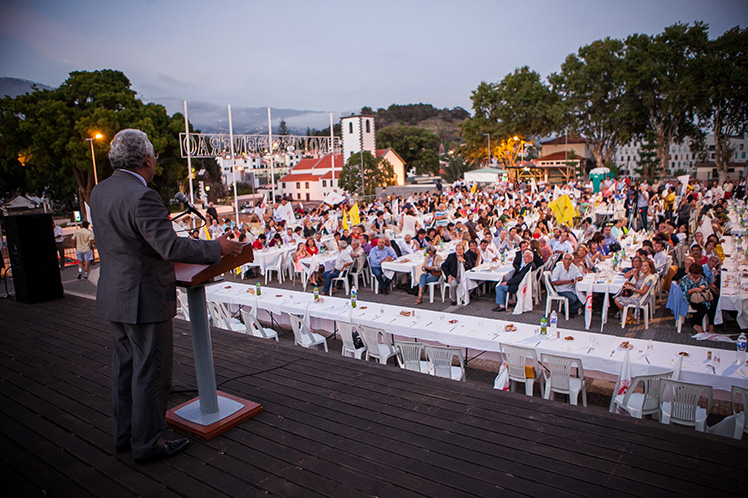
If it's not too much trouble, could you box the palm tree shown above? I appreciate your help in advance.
[440,154,477,183]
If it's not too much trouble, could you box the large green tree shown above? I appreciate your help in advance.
[695,26,748,184]
[0,70,190,216]
[624,23,709,177]
[461,66,558,163]
[439,153,477,183]
[550,37,633,168]
[339,151,396,196]
[376,125,440,175]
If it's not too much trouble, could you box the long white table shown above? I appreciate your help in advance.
[714,235,748,328]
[205,282,748,393]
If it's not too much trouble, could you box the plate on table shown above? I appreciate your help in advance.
[677,351,689,357]
[246,289,255,294]
[400,311,412,317]
[504,324,517,332]
[275,294,283,298]
[449,319,458,324]
[359,306,367,310]
[564,336,574,341]
[618,341,634,350]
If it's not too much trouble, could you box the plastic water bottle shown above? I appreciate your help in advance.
[256,281,261,296]
[737,332,747,363]
[540,314,548,336]
[314,285,319,302]
[351,287,357,309]
[550,311,558,335]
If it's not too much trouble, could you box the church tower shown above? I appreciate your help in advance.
[341,114,376,163]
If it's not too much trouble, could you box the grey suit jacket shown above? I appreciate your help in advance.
[91,170,221,324]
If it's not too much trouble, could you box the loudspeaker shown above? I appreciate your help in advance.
[3,213,64,303]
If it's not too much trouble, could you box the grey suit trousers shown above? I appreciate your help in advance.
[110,320,173,458]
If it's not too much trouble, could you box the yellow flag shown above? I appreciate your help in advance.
[471,183,477,194]
[349,202,360,225]
[548,194,574,227]
[342,211,349,230]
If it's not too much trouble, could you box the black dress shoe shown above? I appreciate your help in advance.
[493,306,506,312]
[134,438,190,464]
[450,300,457,306]
[115,442,131,453]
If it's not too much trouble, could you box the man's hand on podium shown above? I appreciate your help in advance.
[217,232,244,258]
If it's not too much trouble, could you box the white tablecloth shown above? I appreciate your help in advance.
[714,236,748,328]
[205,282,748,393]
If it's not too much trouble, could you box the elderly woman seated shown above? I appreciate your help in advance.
[614,259,658,319]
[415,246,443,305]
[679,262,716,333]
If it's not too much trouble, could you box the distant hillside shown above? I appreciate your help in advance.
[0,77,54,98]
[367,103,470,144]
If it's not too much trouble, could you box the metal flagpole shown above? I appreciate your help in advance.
[228,105,239,227]
[184,100,195,228]
[268,107,275,203]
[359,116,365,196]
[329,113,335,191]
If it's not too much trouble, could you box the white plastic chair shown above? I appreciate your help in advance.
[621,279,655,329]
[731,385,748,440]
[395,341,428,373]
[426,273,446,303]
[540,353,587,406]
[358,324,398,365]
[501,344,541,396]
[348,255,368,290]
[660,379,712,432]
[543,271,569,320]
[176,289,190,321]
[425,345,465,382]
[329,267,350,296]
[264,253,284,285]
[613,372,673,419]
[289,314,328,352]
[338,321,366,359]
[240,309,279,341]
[531,267,542,305]
[207,301,245,332]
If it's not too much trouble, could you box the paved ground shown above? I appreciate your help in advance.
[25,263,741,419]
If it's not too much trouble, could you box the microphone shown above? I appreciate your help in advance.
[174,192,206,222]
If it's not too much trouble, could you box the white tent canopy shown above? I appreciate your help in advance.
[464,167,508,184]
[589,167,610,176]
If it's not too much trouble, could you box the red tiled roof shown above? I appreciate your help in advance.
[278,173,320,183]
[537,151,583,162]
[312,153,344,170]
[320,171,340,180]
[291,158,318,170]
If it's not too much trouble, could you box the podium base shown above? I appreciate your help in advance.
[166,391,262,440]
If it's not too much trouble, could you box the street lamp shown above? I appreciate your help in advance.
[85,133,103,184]
[483,133,491,167]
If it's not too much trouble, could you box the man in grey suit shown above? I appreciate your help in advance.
[91,129,242,463]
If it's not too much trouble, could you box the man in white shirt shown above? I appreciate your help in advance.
[322,240,353,294]
[553,232,574,255]
[653,240,670,270]
[282,227,296,245]
[551,254,584,315]
[479,239,500,262]
[400,234,419,255]
[548,228,562,252]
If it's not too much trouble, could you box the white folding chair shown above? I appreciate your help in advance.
[358,324,398,365]
[660,379,712,432]
[176,289,190,321]
[338,321,366,359]
[348,255,368,290]
[621,281,655,329]
[264,252,284,285]
[540,353,587,406]
[425,345,465,382]
[501,344,541,396]
[240,309,279,341]
[329,267,350,296]
[613,372,673,419]
[543,271,569,320]
[426,273,446,303]
[731,385,748,440]
[395,341,428,373]
[207,301,245,332]
[288,314,328,351]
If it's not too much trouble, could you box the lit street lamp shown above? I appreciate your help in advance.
[85,133,103,184]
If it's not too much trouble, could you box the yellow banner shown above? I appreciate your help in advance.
[349,202,360,225]
[548,194,574,226]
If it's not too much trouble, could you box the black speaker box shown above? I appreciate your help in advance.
[3,213,64,303]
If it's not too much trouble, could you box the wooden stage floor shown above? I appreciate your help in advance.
[0,295,745,497]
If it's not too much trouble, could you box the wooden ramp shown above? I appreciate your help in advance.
[0,295,745,497]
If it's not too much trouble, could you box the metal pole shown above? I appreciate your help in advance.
[359,116,365,196]
[184,100,195,228]
[228,105,239,227]
[185,285,219,414]
[330,113,335,191]
[268,107,275,202]
[483,133,490,167]
[87,138,98,185]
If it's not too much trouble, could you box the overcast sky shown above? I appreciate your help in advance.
[1,0,746,116]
